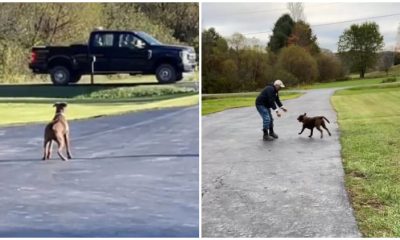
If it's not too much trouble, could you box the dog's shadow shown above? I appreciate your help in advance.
[0,153,199,164]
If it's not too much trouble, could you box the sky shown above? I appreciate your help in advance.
[202,2,400,52]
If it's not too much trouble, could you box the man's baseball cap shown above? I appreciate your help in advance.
[274,79,285,88]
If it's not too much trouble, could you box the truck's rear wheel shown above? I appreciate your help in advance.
[50,66,71,86]
[156,64,177,84]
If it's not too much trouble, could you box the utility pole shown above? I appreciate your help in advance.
[394,23,400,67]
[91,55,96,85]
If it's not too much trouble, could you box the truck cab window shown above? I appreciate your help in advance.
[119,33,146,49]
[93,33,114,47]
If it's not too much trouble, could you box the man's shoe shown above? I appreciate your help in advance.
[263,129,274,141]
[269,127,279,139]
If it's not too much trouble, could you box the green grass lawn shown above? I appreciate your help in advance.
[309,65,400,89]
[303,77,397,90]
[202,91,302,115]
[365,64,400,78]
[332,85,400,237]
[0,83,198,126]
[0,83,197,98]
[0,94,198,126]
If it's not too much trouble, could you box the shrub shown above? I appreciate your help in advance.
[220,59,240,92]
[0,40,31,83]
[255,61,275,89]
[272,67,299,87]
[76,85,196,99]
[381,77,397,83]
[335,76,351,81]
[277,45,318,84]
[316,52,344,82]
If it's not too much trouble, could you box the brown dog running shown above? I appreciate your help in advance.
[297,113,331,138]
[42,102,72,161]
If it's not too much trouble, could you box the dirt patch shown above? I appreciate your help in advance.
[348,187,385,211]
[349,171,367,179]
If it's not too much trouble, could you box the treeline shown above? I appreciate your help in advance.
[0,3,198,83]
[203,13,392,93]
[203,14,346,93]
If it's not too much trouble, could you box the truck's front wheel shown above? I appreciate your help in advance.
[156,64,177,84]
[50,66,71,86]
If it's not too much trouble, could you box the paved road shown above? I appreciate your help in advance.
[202,89,360,237]
[0,107,199,237]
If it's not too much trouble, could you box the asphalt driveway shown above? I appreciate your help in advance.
[0,106,199,237]
[202,89,360,237]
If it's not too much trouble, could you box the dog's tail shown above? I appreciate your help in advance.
[322,116,330,123]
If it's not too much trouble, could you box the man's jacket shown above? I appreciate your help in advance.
[255,84,283,110]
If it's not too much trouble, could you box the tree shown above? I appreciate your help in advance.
[228,33,246,52]
[316,51,344,82]
[267,14,295,53]
[0,3,103,82]
[134,3,198,46]
[395,23,400,64]
[287,3,305,22]
[378,51,395,75]
[202,28,230,93]
[394,52,400,65]
[273,67,299,87]
[277,45,318,85]
[0,3,186,83]
[338,22,384,78]
[202,28,277,93]
[101,3,177,44]
[247,37,263,51]
[0,3,102,47]
[394,23,400,52]
[287,21,320,55]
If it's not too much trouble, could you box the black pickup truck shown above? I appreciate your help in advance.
[29,30,196,85]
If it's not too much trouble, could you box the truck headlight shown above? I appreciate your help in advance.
[180,50,196,64]
[180,50,189,61]
[179,50,189,64]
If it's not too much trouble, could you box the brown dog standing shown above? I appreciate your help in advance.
[297,113,331,138]
[42,102,72,161]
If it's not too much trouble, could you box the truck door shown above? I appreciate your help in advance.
[89,32,116,72]
[111,33,151,72]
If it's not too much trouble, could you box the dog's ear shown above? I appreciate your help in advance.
[304,113,307,116]
[53,103,58,107]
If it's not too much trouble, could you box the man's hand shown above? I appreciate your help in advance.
[281,107,288,112]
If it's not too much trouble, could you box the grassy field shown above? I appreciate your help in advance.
[365,64,400,78]
[0,84,197,100]
[298,76,397,90]
[0,95,198,126]
[294,66,400,90]
[0,83,198,126]
[202,91,302,115]
[332,85,400,237]
[76,85,195,99]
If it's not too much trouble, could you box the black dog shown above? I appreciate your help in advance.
[297,113,331,138]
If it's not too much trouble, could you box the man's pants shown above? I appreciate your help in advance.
[256,105,274,130]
